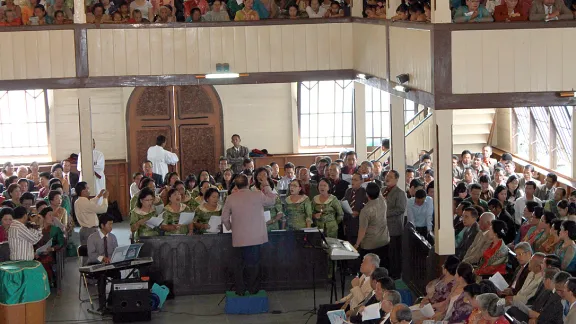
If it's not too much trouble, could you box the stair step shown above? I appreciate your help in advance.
[453,134,489,145]
[453,114,494,125]
[453,109,496,115]
[453,124,491,135]
[453,144,486,155]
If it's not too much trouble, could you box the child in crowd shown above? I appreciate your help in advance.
[391,3,409,21]
[375,1,386,18]
[287,4,300,18]
[53,10,66,24]
[112,10,123,22]
[326,1,344,17]
[364,5,377,18]
[409,2,427,21]
[185,7,202,21]
[118,2,131,21]
[128,8,148,23]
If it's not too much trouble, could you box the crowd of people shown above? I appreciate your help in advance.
[2,134,576,322]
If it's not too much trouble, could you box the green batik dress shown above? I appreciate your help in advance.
[284,195,312,230]
[130,208,160,241]
[312,194,343,238]
[193,203,222,234]
[162,203,191,235]
[265,195,284,231]
[129,190,163,212]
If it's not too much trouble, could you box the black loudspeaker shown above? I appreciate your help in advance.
[109,280,152,323]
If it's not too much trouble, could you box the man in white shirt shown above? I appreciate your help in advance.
[406,189,433,238]
[8,206,42,261]
[306,0,327,18]
[77,139,106,193]
[74,181,109,245]
[277,162,296,191]
[514,181,542,225]
[147,135,179,179]
[506,252,545,306]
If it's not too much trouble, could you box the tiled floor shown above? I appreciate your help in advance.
[46,222,347,323]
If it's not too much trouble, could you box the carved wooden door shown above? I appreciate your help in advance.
[127,86,223,180]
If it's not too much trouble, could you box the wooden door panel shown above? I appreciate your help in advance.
[134,86,173,120]
[176,85,220,120]
[130,126,172,178]
[179,125,218,176]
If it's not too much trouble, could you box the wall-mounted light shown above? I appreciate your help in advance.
[559,91,576,97]
[393,85,410,93]
[196,73,248,79]
[396,73,410,84]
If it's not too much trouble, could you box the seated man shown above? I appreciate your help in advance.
[349,274,396,323]
[505,252,545,306]
[462,212,495,265]
[529,0,573,20]
[8,206,43,261]
[508,267,563,323]
[464,183,490,213]
[87,215,120,313]
[389,304,412,324]
[501,242,532,296]
[514,181,542,226]
[551,271,572,320]
[317,253,380,324]
[455,207,480,260]
[277,162,296,191]
[378,290,403,324]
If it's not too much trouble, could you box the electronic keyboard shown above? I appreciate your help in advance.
[79,257,153,273]
[323,237,360,260]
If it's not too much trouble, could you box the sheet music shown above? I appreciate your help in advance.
[155,204,164,215]
[145,217,164,229]
[410,303,435,317]
[361,302,381,321]
[327,309,347,324]
[264,211,271,222]
[207,216,221,233]
[342,174,352,183]
[178,212,195,225]
[341,200,353,214]
[489,272,509,291]
[36,239,52,254]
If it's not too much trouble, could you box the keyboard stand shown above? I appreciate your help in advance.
[329,260,338,303]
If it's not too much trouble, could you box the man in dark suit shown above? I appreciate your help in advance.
[502,242,532,296]
[225,134,250,174]
[142,160,163,187]
[382,170,406,279]
[61,159,79,188]
[488,199,516,245]
[455,207,480,260]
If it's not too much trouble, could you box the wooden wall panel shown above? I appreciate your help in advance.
[389,27,432,93]
[0,30,75,81]
[452,28,576,94]
[85,24,353,77]
[353,23,387,80]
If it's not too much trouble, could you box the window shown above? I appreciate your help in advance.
[298,81,354,148]
[0,90,49,158]
[512,106,572,177]
[365,86,390,148]
[404,99,418,122]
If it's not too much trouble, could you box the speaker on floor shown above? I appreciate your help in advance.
[109,280,151,323]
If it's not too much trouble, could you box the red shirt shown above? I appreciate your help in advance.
[0,226,7,243]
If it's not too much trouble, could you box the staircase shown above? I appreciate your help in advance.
[452,109,496,154]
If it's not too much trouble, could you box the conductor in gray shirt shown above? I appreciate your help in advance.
[87,215,119,313]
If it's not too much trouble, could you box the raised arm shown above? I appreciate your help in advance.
[164,149,179,165]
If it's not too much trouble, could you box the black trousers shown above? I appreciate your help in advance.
[388,235,402,279]
[359,244,390,271]
[97,270,120,310]
[317,302,346,324]
[234,245,262,295]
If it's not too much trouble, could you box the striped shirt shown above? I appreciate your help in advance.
[8,220,43,261]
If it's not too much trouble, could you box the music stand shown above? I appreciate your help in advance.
[301,229,324,324]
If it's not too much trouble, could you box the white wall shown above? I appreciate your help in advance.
[48,83,294,161]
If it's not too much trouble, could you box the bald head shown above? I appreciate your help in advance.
[479,212,495,231]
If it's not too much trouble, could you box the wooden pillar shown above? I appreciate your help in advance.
[573,106,576,179]
[74,0,86,23]
[432,0,452,23]
[433,109,455,255]
[354,82,368,162]
[390,95,406,186]
[78,89,95,191]
[351,0,363,17]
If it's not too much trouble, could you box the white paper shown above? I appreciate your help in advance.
[145,217,164,229]
[464,11,473,16]
[489,272,509,291]
[207,216,221,233]
[155,204,164,215]
[420,303,435,317]
[341,200,353,214]
[155,188,162,194]
[361,302,381,321]
[327,309,347,324]
[235,0,243,5]
[303,227,323,233]
[178,212,195,225]
[342,174,352,183]
[361,182,369,189]
[36,239,52,254]
[264,211,271,222]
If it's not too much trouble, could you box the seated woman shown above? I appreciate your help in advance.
[493,0,528,21]
[413,256,459,323]
[325,1,344,17]
[36,207,65,287]
[532,212,556,251]
[252,167,283,231]
[86,3,110,24]
[173,180,194,210]
[203,0,230,21]
[189,180,212,210]
[26,161,40,189]
[434,262,476,322]
[130,177,161,211]
[235,0,259,20]
[0,208,13,243]
[190,170,214,198]
[475,220,509,276]
[159,172,180,204]
[193,187,221,234]
[6,184,21,207]
[185,7,202,21]
[48,189,71,236]
[219,169,234,191]
[475,293,509,324]
[522,206,545,244]
[453,0,494,22]
[184,174,198,192]
[538,219,562,254]
[161,188,193,235]
[463,280,498,324]
[130,188,160,241]
[284,179,313,230]
[391,3,409,21]
[555,220,576,272]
